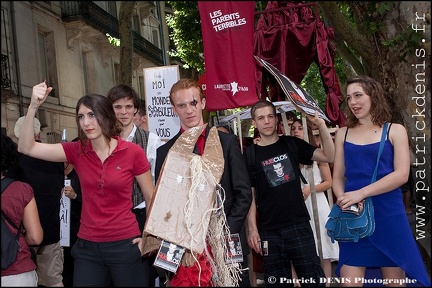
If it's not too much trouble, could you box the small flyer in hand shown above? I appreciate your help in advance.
[225,233,243,263]
[344,204,360,215]
[215,187,224,217]
[153,240,185,273]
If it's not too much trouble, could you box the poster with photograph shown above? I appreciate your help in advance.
[153,240,185,273]
[255,56,331,123]
[225,233,243,263]
[59,179,71,247]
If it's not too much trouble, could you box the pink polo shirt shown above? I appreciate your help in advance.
[61,136,150,242]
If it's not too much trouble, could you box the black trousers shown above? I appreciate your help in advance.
[132,207,157,287]
[239,253,252,287]
[72,237,149,286]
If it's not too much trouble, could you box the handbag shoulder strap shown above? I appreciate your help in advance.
[1,177,23,233]
[371,122,388,183]
[1,177,15,194]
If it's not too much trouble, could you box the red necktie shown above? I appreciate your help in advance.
[180,128,206,155]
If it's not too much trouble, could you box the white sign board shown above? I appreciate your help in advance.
[144,65,180,141]
[59,193,71,247]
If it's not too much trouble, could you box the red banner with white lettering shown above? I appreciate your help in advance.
[198,1,258,111]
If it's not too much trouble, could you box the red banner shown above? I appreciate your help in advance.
[198,1,258,111]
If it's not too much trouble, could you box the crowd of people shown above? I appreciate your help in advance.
[1,76,429,287]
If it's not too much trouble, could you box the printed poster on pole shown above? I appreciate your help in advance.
[255,56,331,123]
[59,194,71,247]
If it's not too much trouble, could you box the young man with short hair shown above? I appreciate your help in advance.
[154,78,252,287]
[107,84,159,287]
[245,99,335,287]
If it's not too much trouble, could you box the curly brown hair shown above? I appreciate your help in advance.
[345,75,391,128]
[1,133,20,177]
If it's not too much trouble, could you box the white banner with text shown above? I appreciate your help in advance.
[144,65,180,141]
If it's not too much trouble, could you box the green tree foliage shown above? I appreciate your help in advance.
[300,52,350,113]
[166,1,268,73]
[166,1,204,71]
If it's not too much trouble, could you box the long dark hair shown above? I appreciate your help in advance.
[291,119,316,147]
[75,94,122,149]
[345,75,391,128]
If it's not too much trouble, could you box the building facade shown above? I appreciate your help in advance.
[1,1,180,142]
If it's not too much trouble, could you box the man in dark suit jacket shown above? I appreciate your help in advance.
[154,78,252,287]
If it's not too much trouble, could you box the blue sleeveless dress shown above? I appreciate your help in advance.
[336,135,430,286]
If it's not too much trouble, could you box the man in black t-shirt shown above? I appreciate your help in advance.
[245,100,335,287]
[14,116,65,287]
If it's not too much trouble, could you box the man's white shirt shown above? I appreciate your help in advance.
[126,124,162,209]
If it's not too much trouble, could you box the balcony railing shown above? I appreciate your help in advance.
[61,1,163,65]
[1,54,11,89]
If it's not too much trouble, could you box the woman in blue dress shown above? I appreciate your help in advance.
[332,75,430,287]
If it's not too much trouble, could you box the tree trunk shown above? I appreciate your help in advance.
[383,2,431,223]
[119,1,135,86]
